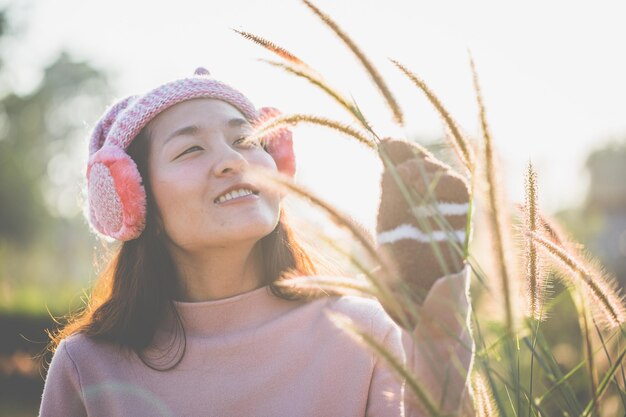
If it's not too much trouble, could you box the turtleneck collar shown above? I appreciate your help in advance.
[165,284,304,337]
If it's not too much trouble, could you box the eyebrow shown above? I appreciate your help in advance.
[228,118,250,128]
[164,118,251,144]
[164,125,199,143]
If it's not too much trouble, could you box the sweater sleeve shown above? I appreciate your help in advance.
[403,265,473,416]
[366,266,473,417]
[39,339,88,417]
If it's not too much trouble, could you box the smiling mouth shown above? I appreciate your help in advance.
[214,188,260,204]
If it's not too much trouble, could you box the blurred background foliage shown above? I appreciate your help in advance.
[1,1,626,415]
[0,5,113,415]
[0,8,112,316]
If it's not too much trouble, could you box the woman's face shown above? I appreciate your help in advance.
[146,98,281,251]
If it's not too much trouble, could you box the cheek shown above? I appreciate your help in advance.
[149,166,199,224]
[255,150,278,170]
[151,176,180,210]
[255,151,286,202]
[252,151,281,192]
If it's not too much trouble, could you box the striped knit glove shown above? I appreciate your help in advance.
[375,137,470,311]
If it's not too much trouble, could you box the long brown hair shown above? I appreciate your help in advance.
[49,126,342,370]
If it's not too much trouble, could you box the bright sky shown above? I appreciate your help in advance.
[9,0,626,231]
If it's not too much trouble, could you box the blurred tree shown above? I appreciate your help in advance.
[584,140,626,286]
[558,140,626,287]
[585,141,626,212]
[0,52,110,243]
[0,6,113,413]
[0,5,113,316]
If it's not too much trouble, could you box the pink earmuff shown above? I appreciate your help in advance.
[257,107,296,178]
[87,146,147,241]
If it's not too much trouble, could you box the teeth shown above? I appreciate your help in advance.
[216,188,255,204]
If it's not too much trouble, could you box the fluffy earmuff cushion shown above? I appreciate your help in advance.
[87,146,147,241]
[256,107,296,178]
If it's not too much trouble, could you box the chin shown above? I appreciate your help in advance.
[221,218,279,244]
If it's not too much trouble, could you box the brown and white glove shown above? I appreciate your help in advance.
[375,137,470,311]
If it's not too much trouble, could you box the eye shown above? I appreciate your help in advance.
[175,145,203,159]
[235,136,261,148]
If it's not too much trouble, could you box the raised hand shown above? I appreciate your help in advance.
[375,137,470,311]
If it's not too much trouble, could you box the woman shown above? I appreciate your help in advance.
[39,67,472,416]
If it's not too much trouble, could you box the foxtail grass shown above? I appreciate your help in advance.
[471,372,498,417]
[376,145,463,282]
[301,0,404,126]
[529,231,626,329]
[390,58,475,175]
[258,59,374,132]
[578,293,599,413]
[523,162,547,321]
[468,53,514,333]
[232,29,306,66]
[591,316,626,411]
[325,310,443,417]
[582,343,626,416]
[274,275,377,298]
[236,4,626,414]
[249,113,376,149]
[233,28,368,127]
[316,231,427,328]
[246,164,414,329]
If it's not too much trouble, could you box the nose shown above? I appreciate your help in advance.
[212,142,248,177]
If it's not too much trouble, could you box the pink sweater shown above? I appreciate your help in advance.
[39,269,471,417]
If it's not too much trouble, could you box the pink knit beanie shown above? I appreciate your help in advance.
[87,67,295,242]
